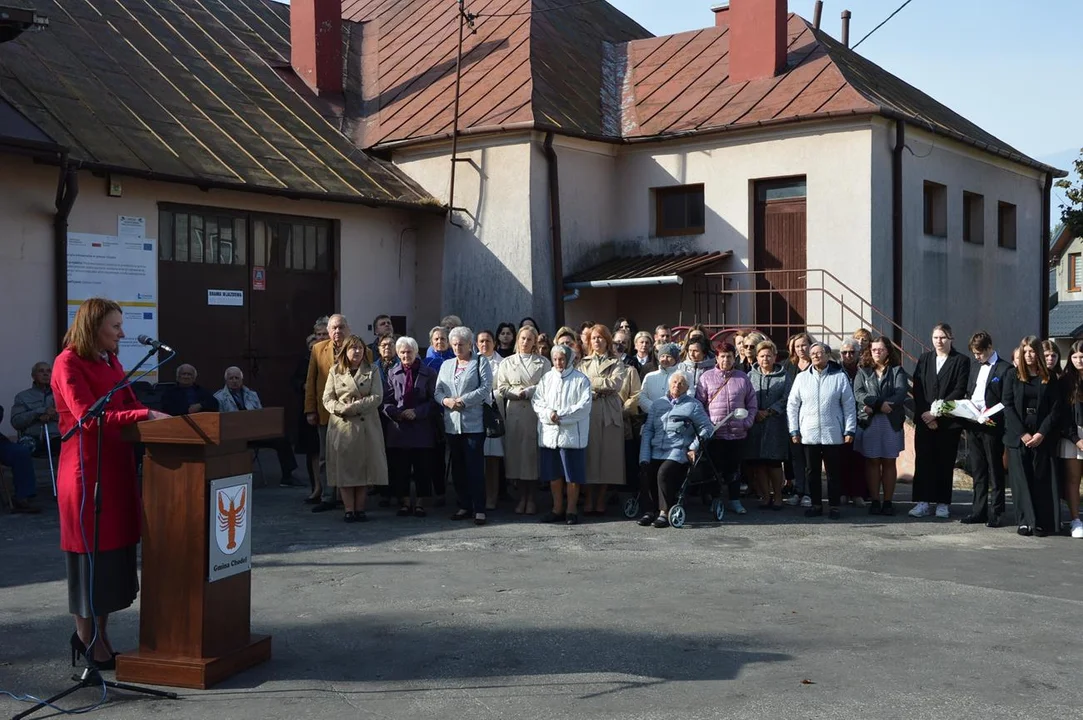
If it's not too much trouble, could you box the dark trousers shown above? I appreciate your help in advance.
[804,444,843,507]
[389,447,434,500]
[706,438,744,500]
[250,437,298,478]
[448,433,485,513]
[913,425,962,505]
[839,442,867,499]
[646,459,689,510]
[433,440,447,497]
[0,438,36,499]
[968,429,1006,518]
[1008,444,1058,531]
[789,441,808,494]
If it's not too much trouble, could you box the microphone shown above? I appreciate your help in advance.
[137,335,174,353]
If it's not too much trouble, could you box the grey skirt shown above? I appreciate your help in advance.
[66,545,139,618]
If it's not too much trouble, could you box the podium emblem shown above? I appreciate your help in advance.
[216,486,247,554]
[208,474,253,582]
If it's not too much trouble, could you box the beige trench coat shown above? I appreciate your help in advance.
[495,353,551,480]
[579,355,627,485]
[322,363,388,488]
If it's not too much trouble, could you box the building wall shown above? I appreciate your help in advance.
[556,121,877,342]
[392,135,544,332]
[899,126,1045,360]
[1053,235,1083,298]
[0,153,440,436]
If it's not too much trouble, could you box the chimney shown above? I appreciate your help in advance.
[711,2,730,27]
[290,0,343,96]
[813,0,823,30]
[728,0,788,84]
[841,9,851,47]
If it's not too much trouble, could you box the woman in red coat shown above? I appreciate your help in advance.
[52,298,168,668]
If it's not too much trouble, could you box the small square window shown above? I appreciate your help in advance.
[923,181,947,237]
[654,184,705,237]
[963,191,984,245]
[997,201,1016,250]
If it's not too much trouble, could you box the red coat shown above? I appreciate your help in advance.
[52,349,149,554]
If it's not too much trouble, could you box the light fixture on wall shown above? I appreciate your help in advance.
[107,174,122,197]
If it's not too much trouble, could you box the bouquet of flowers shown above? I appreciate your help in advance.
[930,399,1003,426]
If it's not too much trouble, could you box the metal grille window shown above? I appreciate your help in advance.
[159,208,330,270]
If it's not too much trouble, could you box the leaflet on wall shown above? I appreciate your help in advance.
[67,232,159,381]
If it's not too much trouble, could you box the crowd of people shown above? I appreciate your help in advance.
[287,313,1083,538]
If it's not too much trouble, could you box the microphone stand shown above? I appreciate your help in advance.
[15,347,177,720]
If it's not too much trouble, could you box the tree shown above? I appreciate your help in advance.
[1057,149,1083,238]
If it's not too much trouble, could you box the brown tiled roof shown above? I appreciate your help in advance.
[565,251,732,286]
[620,14,1058,174]
[0,0,435,208]
[340,0,651,148]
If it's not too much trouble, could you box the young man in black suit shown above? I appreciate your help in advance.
[961,331,1013,527]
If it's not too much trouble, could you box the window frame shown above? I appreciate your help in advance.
[1070,253,1082,293]
[653,184,706,238]
[997,201,1017,250]
[922,180,947,238]
[962,191,985,245]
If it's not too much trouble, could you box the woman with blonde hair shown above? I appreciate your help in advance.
[1003,335,1062,536]
[580,323,628,515]
[496,325,551,514]
[323,334,388,522]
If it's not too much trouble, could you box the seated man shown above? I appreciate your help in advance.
[0,405,41,513]
[215,366,301,486]
[11,361,60,455]
[162,364,219,417]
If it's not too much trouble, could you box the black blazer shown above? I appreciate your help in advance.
[162,384,220,417]
[912,349,969,430]
[625,354,657,381]
[1001,373,1062,449]
[965,356,1013,431]
[1059,375,1083,442]
[854,365,910,431]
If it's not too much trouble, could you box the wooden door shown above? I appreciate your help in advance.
[753,178,807,345]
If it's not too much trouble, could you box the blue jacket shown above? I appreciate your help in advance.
[639,394,714,464]
[434,354,493,435]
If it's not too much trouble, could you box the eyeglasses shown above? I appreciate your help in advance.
[840,350,856,355]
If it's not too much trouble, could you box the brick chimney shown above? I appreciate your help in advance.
[727,0,788,84]
[711,2,730,27]
[290,0,343,96]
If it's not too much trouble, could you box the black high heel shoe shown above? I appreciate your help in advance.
[70,632,117,670]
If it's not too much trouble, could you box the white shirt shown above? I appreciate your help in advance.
[935,355,947,374]
[970,351,999,411]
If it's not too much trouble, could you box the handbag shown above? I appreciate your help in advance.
[476,356,505,438]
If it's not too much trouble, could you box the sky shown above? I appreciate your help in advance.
[608,0,1082,201]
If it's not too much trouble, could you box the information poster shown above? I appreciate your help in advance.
[67,227,159,381]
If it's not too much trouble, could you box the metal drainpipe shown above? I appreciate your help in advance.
[54,154,78,352]
[892,120,904,348]
[543,132,565,329]
[1041,172,1052,338]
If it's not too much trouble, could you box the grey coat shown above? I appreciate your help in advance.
[11,385,58,441]
[746,363,792,461]
[853,365,910,431]
[434,354,494,435]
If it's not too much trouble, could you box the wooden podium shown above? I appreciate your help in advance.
[116,409,282,689]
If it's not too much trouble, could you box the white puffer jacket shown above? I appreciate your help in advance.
[787,361,857,445]
[532,367,593,449]
[638,365,678,413]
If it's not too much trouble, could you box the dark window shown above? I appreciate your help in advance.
[997,201,1017,250]
[923,181,947,237]
[962,191,984,245]
[159,208,331,270]
[654,184,705,237]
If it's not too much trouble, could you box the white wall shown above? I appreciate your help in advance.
[0,153,439,436]
[1054,235,1083,298]
[393,135,543,333]
[899,126,1045,359]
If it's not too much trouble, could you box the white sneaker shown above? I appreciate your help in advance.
[728,500,747,515]
[935,503,950,519]
[800,495,812,508]
[909,502,931,518]
[785,494,800,506]
[1071,519,1083,539]
[852,497,867,508]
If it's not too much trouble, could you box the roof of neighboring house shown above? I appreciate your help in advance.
[0,95,56,149]
[1051,223,1078,261]
[340,0,650,148]
[0,0,435,209]
[1049,300,1083,338]
[564,251,732,288]
[342,1,1060,175]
